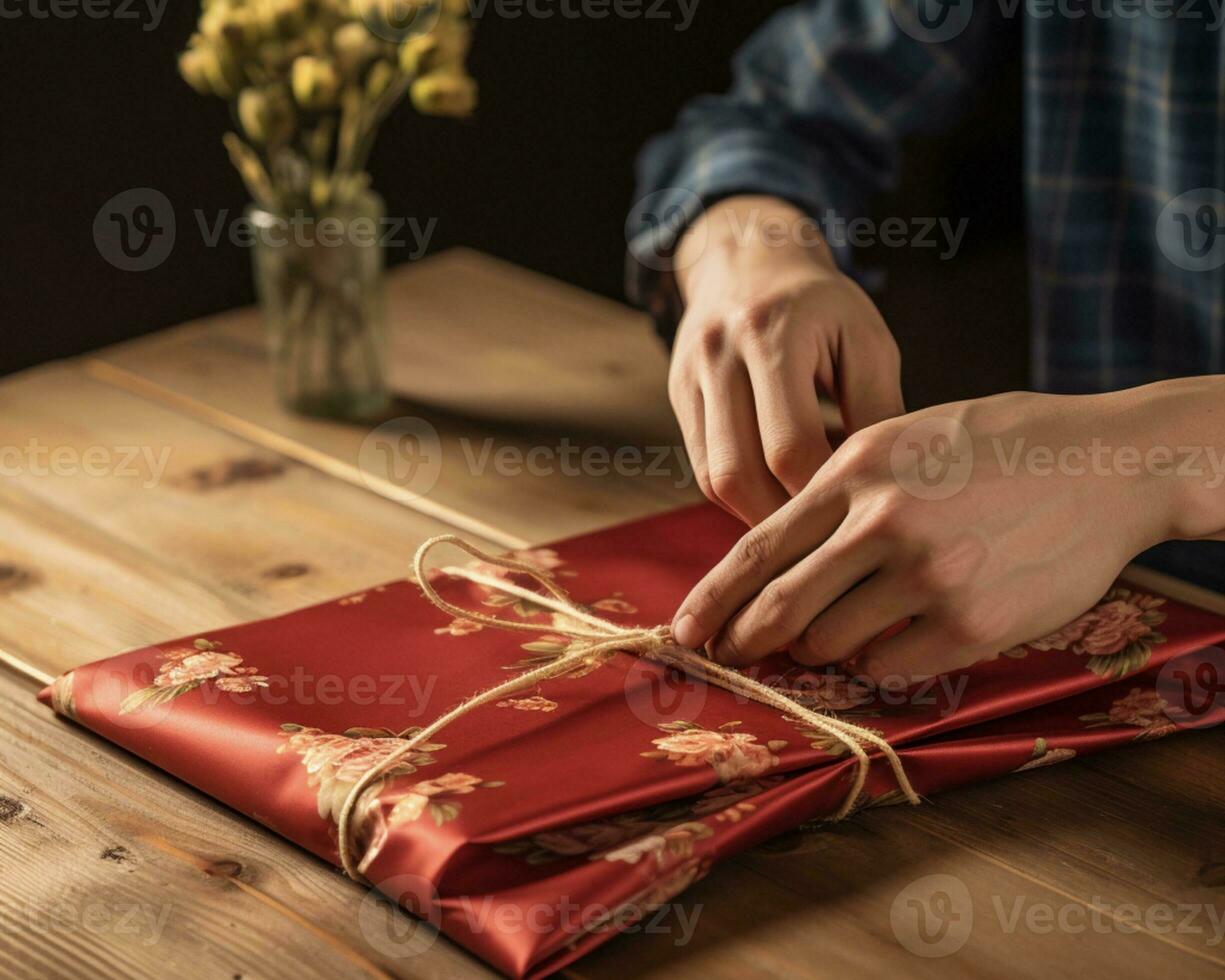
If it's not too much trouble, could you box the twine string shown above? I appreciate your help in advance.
[336,535,920,880]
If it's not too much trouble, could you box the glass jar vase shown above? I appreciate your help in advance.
[249,192,390,421]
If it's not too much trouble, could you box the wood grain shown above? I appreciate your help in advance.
[89,248,710,546]
[0,670,493,980]
[581,736,1225,978]
[0,363,498,681]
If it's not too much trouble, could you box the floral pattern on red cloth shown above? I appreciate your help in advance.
[641,720,786,783]
[1023,588,1168,678]
[1079,687,1179,739]
[119,638,268,714]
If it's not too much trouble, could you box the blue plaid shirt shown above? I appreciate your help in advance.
[627,0,1225,589]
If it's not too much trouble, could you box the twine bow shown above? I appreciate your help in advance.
[336,535,920,879]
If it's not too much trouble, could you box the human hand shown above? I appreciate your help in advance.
[669,195,904,526]
[672,388,1187,686]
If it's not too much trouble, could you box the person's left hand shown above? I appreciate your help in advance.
[670,389,1183,686]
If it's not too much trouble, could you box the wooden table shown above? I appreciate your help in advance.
[2,249,1222,979]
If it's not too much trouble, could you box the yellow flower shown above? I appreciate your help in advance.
[410,70,476,116]
[398,18,470,76]
[180,38,243,99]
[238,85,295,145]
[332,21,380,76]
[291,55,341,108]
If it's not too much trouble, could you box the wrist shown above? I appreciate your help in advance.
[1098,378,1225,545]
[675,195,837,303]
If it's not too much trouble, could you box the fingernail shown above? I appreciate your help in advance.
[673,613,702,649]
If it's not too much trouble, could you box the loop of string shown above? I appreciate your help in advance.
[336,535,920,879]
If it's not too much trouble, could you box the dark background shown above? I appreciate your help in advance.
[1,2,1028,409]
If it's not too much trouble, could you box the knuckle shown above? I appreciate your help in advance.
[833,427,886,476]
[726,301,774,343]
[731,527,774,578]
[854,494,908,541]
[763,434,818,488]
[757,578,795,622]
[708,467,749,510]
[696,322,727,360]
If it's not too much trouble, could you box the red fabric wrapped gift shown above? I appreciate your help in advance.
[38,504,1225,977]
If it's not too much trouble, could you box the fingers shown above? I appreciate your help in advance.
[742,326,833,496]
[671,383,712,499]
[672,482,849,650]
[835,311,906,434]
[709,525,888,666]
[789,571,916,666]
[702,362,790,526]
[854,618,982,689]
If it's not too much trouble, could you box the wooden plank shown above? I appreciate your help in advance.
[579,756,1224,978]
[0,363,498,681]
[0,670,493,980]
[89,248,710,546]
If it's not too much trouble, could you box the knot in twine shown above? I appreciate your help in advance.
[336,535,920,879]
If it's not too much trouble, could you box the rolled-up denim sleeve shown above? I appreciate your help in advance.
[626,0,1001,343]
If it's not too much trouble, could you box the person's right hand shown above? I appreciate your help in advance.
[670,195,905,527]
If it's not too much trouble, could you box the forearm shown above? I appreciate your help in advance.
[1107,376,1225,544]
